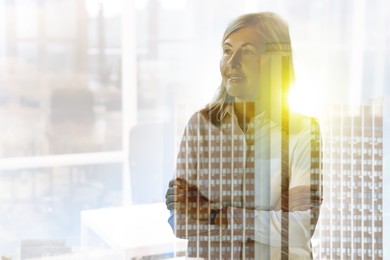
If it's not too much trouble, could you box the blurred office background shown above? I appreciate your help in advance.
[0,0,389,259]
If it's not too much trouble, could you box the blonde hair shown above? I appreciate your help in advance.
[201,12,295,126]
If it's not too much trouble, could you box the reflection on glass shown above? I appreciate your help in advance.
[0,164,122,258]
[0,0,122,157]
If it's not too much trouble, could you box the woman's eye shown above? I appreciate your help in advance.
[243,49,255,55]
[223,49,233,55]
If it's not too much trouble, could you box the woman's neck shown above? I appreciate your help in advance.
[234,101,258,132]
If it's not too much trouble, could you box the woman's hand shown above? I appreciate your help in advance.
[165,178,186,211]
[165,178,210,222]
[213,207,228,227]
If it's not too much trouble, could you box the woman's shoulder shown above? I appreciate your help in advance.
[184,110,212,130]
[289,112,320,136]
[187,110,208,123]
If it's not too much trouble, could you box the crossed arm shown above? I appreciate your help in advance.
[165,115,322,247]
[165,179,318,222]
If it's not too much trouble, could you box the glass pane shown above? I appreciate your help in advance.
[0,0,388,259]
[1,0,122,157]
[0,163,122,258]
[45,0,77,39]
[16,0,37,39]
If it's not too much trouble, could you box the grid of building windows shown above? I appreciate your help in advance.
[315,102,383,259]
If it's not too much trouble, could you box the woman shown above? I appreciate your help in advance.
[165,12,322,259]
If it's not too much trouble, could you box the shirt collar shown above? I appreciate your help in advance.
[223,103,270,127]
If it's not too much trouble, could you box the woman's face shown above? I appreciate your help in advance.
[220,27,265,101]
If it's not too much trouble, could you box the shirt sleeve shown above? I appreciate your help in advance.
[168,113,230,240]
[226,118,322,248]
[169,114,323,253]
[227,207,311,247]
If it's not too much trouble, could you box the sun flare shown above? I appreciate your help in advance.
[288,83,323,117]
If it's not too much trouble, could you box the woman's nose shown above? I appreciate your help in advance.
[227,50,241,68]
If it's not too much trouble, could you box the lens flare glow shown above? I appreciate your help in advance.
[288,83,323,117]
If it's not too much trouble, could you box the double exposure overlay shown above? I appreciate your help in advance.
[0,0,388,259]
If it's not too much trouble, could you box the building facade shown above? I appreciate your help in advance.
[315,102,383,258]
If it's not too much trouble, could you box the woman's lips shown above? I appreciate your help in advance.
[228,76,244,82]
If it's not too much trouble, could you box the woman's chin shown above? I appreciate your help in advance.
[226,86,243,98]
[226,85,257,101]
[227,90,256,102]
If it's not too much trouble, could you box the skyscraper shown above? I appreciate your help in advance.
[314,101,383,259]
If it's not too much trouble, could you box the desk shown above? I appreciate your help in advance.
[81,203,187,259]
